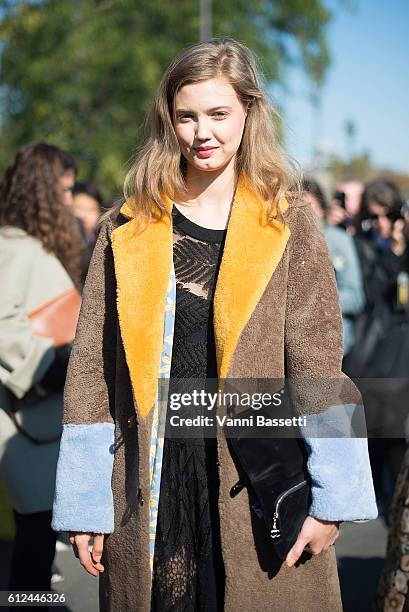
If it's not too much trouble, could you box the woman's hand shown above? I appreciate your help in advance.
[285,516,340,567]
[326,203,348,227]
[69,532,105,576]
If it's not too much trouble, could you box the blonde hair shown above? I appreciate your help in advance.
[124,37,300,227]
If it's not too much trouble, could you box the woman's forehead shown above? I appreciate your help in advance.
[174,77,239,109]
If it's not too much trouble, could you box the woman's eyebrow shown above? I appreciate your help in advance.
[175,106,233,114]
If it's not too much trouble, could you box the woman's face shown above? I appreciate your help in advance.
[59,170,75,208]
[368,201,393,238]
[172,77,248,174]
[73,193,101,236]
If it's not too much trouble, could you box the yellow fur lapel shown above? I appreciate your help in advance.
[213,177,290,378]
[111,202,173,419]
[111,178,290,418]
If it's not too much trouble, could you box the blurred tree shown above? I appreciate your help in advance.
[328,151,374,183]
[0,0,336,195]
[344,118,356,159]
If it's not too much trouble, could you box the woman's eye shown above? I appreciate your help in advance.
[213,112,228,119]
[177,114,194,122]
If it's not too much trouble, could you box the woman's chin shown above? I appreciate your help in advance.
[188,157,234,174]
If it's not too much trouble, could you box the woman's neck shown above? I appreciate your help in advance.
[174,159,237,230]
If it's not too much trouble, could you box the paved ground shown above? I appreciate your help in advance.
[336,518,388,611]
[0,518,388,611]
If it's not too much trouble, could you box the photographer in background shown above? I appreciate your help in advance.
[345,178,409,521]
[302,177,365,355]
[326,180,364,233]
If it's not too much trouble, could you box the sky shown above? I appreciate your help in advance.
[276,0,409,174]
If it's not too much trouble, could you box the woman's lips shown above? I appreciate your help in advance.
[194,146,218,158]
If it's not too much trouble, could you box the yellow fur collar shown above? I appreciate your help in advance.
[111,177,290,418]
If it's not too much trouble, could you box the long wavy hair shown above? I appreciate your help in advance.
[0,142,84,289]
[124,38,300,228]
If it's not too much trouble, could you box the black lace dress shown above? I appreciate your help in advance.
[151,206,227,611]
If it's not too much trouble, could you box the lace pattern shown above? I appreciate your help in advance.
[151,211,226,611]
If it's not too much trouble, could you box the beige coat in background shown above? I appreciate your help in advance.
[0,226,74,513]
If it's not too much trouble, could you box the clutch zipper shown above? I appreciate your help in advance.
[270,479,308,540]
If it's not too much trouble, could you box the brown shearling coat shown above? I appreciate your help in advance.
[62,180,353,612]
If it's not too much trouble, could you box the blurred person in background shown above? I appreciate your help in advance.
[338,180,364,217]
[302,177,364,355]
[355,181,409,612]
[72,180,104,280]
[356,178,406,262]
[0,142,84,596]
[72,180,104,244]
[326,179,364,232]
[345,178,409,520]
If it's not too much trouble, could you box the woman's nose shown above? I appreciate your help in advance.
[195,118,212,141]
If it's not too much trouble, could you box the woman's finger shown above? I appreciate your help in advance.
[329,532,340,547]
[76,535,99,577]
[91,533,105,571]
[69,534,79,558]
[308,542,323,556]
[286,534,308,567]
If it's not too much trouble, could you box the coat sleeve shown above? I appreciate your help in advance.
[0,243,55,398]
[52,220,117,533]
[285,203,377,522]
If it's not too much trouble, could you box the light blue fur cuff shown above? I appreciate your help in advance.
[52,422,115,533]
[302,405,378,522]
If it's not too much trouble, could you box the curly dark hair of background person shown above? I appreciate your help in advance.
[0,142,84,289]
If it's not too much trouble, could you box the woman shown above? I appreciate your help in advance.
[52,39,377,611]
[72,180,104,281]
[72,180,104,243]
[349,179,409,519]
[302,177,364,355]
[355,178,408,305]
[0,142,83,593]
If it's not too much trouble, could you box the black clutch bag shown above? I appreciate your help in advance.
[228,418,312,560]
